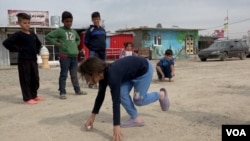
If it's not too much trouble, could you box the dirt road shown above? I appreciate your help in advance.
[0,57,249,141]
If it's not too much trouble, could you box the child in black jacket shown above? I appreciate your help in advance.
[2,13,43,105]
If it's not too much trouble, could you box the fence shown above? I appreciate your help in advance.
[106,48,121,60]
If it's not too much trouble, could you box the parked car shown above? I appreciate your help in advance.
[198,39,249,61]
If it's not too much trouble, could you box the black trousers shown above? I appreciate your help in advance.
[156,68,172,79]
[18,61,39,101]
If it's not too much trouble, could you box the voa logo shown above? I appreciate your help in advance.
[226,129,246,136]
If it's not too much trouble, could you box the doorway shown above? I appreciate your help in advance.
[185,35,194,55]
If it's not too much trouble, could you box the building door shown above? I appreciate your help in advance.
[185,35,194,55]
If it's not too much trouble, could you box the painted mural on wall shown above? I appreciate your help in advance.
[141,30,198,59]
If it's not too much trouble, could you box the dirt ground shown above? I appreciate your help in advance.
[0,57,249,141]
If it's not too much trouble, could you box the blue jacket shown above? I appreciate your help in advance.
[157,57,174,74]
[84,25,106,51]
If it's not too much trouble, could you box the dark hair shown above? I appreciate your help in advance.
[165,49,173,56]
[61,11,73,21]
[16,13,31,22]
[91,11,100,18]
[124,42,133,48]
[78,57,107,79]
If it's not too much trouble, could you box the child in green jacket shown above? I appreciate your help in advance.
[45,11,87,99]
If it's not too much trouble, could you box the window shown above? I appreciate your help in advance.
[154,34,162,45]
[238,41,247,48]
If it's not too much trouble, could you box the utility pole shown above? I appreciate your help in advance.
[224,10,229,39]
[227,10,229,39]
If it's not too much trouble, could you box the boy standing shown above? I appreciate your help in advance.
[2,13,43,104]
[156,49,175,82]
[45,11,87,99]
[84,11,106,88]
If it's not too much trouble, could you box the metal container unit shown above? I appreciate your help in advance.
[78,32,89,61]
[77,32,134,60]
[109,33,134,48]
[106,33,134,60]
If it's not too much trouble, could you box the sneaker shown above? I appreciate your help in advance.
[59,94,67,99]
[169,79,174,82]
[34,96,44,101]
[88,84,98,89]
[75,91,87,95]
[88,84,94,88]
[121,118,145,128]
[26,99,38,105]
[159,88,170,111]
[92,84,98,89]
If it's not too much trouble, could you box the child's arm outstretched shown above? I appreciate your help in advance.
[84,113,96,130]
[84,79,107,129]
[156,64,165,80]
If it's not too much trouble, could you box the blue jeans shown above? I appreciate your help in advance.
[59,57,81,94]
[89,50,95,57]
[89,50,106,60]
[120,60,160,119]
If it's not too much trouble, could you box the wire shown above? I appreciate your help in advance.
[203,18,250,30]
[230,18,250,25]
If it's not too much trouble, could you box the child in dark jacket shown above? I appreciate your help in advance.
[156,49,175,82]
[84,11,106,89]
[2,13,43,105]
[84,11,106,60]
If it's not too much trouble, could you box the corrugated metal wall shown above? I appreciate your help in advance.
[78,32,89,60]
[133,30,143,48]
[80,33,134,60]
[106,34,134,60]
[109,34,134,48]
[0,31,10,66]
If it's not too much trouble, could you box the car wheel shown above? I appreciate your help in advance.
[200,58,207,61]
[220,52,227,61]
[239,52,246,60]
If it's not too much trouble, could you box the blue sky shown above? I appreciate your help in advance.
[0,0,250,38]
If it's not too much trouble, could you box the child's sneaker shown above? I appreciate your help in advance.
[59,94,67,99]
[88,84,94,88]
[88,84,98,89]
[159,88,170,111]
[75,91,87,95]
[34,96,44,101]
[26,99,38,105]
[92,84,98,89]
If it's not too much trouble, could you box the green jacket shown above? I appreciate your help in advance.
[45,27,80,57]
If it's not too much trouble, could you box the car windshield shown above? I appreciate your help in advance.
[210,41,229,48]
